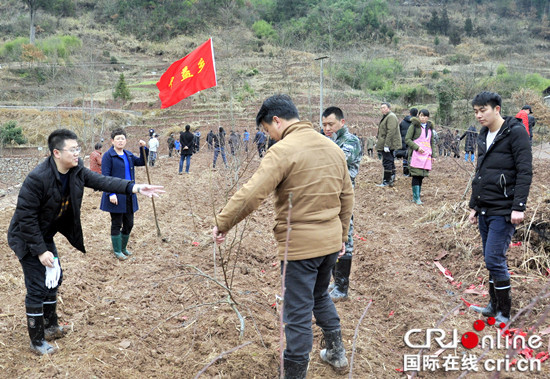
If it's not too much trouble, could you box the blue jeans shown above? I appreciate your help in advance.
[179,155,191,173]
[213,147,227,167]
[282,252,341,362]
[478,214,515,281]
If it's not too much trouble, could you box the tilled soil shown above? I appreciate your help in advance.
[1,145,549,379]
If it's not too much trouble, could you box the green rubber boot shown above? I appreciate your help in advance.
[412,185,423,205]
[111,235,127,260]
[121,234,133,256]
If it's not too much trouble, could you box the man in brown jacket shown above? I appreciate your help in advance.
[212,95,354,378]
[375,102,401,187]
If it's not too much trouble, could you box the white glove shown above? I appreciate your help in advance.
[45,258,60,289]
[383,146,390,153]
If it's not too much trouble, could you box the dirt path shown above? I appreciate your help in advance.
[0,148,549,378]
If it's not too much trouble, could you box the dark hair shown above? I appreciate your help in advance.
[111,128,126,139]
[322,106,344,120]
[419,109,430,117]
[410,108,418,117]
[522,105,532,113]
[472,91,502,109]
[48,129,78,154]
[185,124,191,131]
[255,94,299,126]
[219,126,225,133]
[381,102,391,108]
[94,142,102,150]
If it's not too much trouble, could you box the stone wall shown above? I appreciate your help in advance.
[0,157,43,196]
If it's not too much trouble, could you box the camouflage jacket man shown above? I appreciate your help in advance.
[333,125,362,185]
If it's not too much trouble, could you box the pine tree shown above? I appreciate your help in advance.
[113,73,131,102]
[464,17,473,36]
[440,9,450,36]
[427,10,440,35]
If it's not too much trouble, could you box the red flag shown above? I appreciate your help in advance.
[156,38,217,108]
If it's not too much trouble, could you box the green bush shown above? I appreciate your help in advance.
[336,58,403,92]
[0,37,29,60]
[444,53,471,65]
[0,121,27,146]
[37,35,82,59]
[252,20,278,40]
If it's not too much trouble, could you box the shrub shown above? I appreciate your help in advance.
[37,35,82,59]
[444,53,471,65]
[0,37,29,61]
[0,121,27,146]
[252,20,278,40]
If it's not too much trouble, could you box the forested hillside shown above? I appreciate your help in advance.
[0,0,550,145]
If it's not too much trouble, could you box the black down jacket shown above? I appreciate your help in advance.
[469,117,532,216]
[8,156,133,259]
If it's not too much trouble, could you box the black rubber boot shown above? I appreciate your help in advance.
[470,278,496,317]
[495,279,512,324]
[330,258,351,302]
[27,306,57,355]
[43,295,67,341]
[320,329,348,373]
[376,171,392,187]
[283,358,309,379]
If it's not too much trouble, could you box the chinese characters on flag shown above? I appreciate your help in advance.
[156,38,217,109]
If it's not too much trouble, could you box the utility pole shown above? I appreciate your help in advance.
[315,56,329,131]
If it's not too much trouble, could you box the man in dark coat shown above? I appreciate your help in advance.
[375,102,401,186]
[468,92,532,325]
[206,130,214,150]
[253,127,267,157]
[179,125,195,174]
[460,125,478,162]
[397,108,418,176]
[7,129,164,356]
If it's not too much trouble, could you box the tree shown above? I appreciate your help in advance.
[440,9,450,35]
[449,26,462,46]
[23,0,51,44]
[0,121,27,146]
[113,73,131,102]
[464,17,473,36]
[427,10,440,35]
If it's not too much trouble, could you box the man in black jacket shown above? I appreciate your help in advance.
[468,92,532,325]
[8,129,164,356]
[397,108,417,176]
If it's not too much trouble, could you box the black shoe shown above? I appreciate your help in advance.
[320,329,348,373]
[43,296,67,341]
[330,258,351,302]
[494,279,511,324]
[283,358,309,379]
[470,278,496,317]
[27,306,57,355]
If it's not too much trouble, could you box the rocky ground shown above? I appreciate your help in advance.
[0,140,549,378]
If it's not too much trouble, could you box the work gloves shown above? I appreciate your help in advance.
[383,146,390,153]
[45,258,61,289]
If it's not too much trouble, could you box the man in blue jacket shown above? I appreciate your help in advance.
[468,92,532,325]
[8,129,164,356]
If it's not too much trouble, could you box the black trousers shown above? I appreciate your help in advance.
[20,242,63,308]
[412,176,424,186]
[110,196,134,235]
[282,252,341,362]
[381,150,395,173]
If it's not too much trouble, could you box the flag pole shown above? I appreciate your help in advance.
[141,146,162,237]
